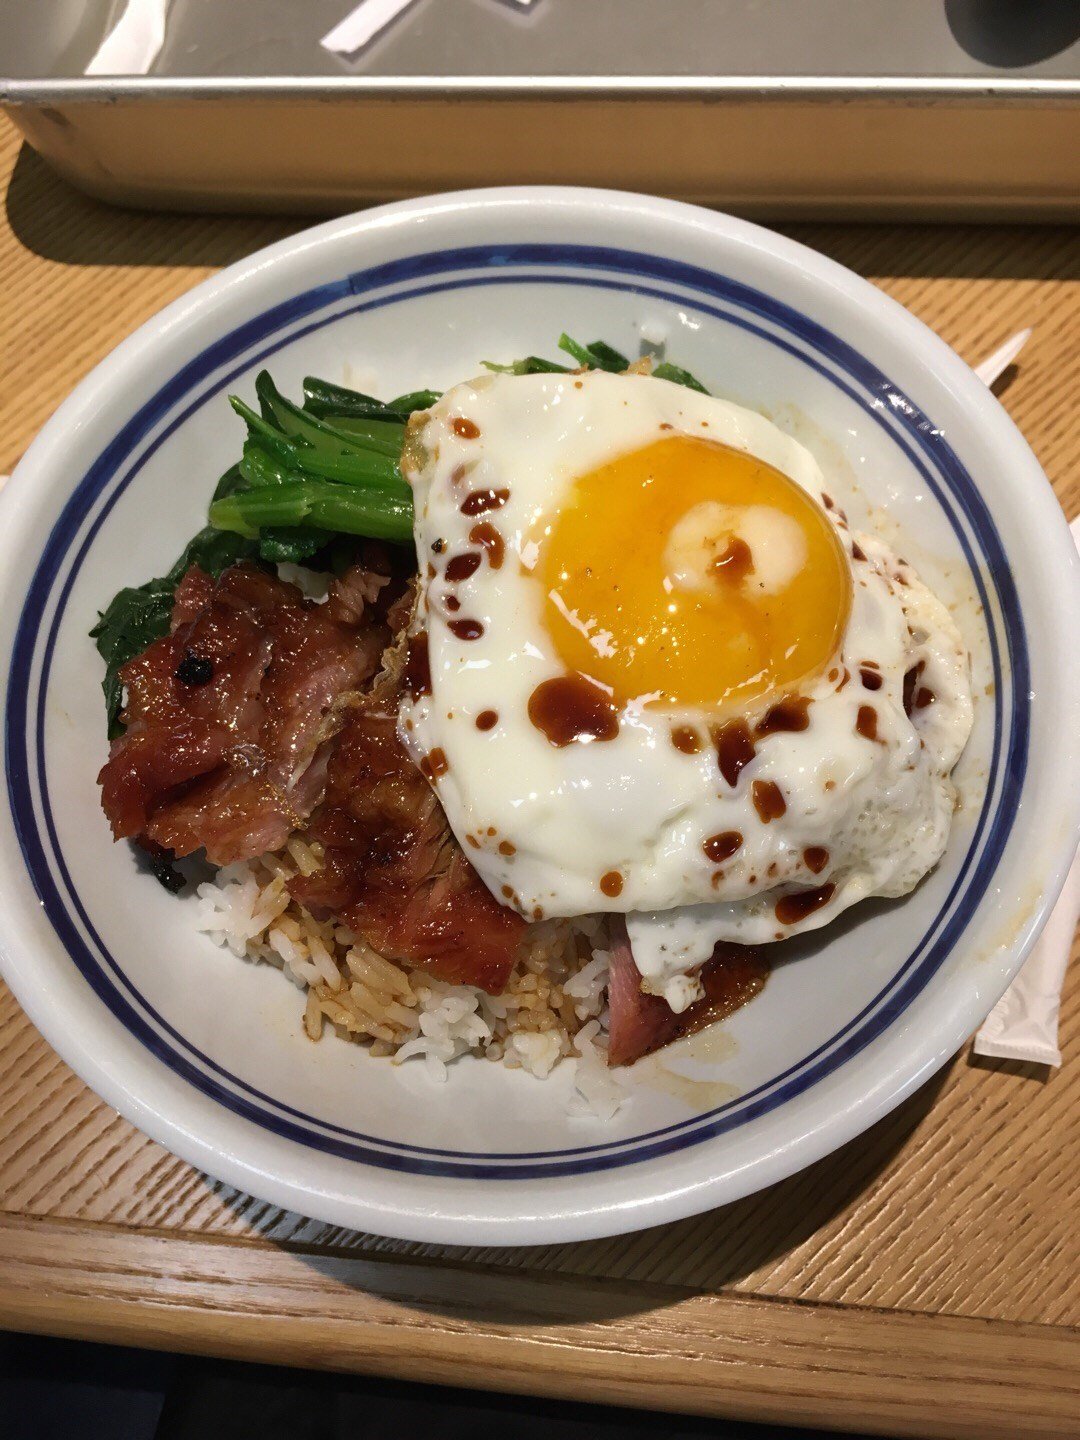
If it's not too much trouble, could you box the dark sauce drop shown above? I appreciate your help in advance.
[703,830,743,863]
[711,535,754,585]
[445,551,482,582]
[175,651,213,687]
[803,846,829,874]
[903,664,921,715]
[714,719,756,787]
[461,487,510,516]
[448,618,484,641]
[755,695,811,736]
[499,840,516,856]
[528,673,620,747]
[469,521,505,569]
[751,779,786,823]
[475,709,498,731]
[850,541,867,563]
[915,687,936,709]
[856,705,879,741]
[671,725,703,754]
[444,595,461,612]
[859,666,883,691]
[403,632,431,699]
[776,882,835,926]
[420,747,449,780]
[451,416,481,439]
[600,870,624,898]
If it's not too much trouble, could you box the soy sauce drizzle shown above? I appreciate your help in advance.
[714,719,756,787]
[751,779,786,823]
[711,536,754,586]
[755,695,811,736]
[528,673,620,747]
[445,552,481,582]
[468,521,505,569]
[776,883,835,925]
[903,663,923,715]
[856,705,879,741]
[448,618,484,641]
[703,831,743,863]
[420,747,449,780]
[803,846,829,874]
[461,488,510,516]
[671,725,703,754]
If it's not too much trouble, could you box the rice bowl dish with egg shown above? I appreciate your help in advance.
[92,335,974,1119]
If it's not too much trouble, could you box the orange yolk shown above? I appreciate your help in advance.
[536,434,852,710]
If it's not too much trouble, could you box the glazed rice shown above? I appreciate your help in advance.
[195,841,625,1118]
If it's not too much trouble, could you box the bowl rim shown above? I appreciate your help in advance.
[1,186,1078,1243]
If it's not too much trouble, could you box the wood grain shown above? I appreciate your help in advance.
[0,116,1078,1432]
[1,1215,1078,1440]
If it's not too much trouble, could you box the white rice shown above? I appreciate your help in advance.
[195,850,625,1117]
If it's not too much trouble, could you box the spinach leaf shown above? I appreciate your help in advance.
[558,335,630,372]
[482,355,570,377]
[481,336,710,387]
[302,377,439,422]
[652,361,710,394]
[255,526,330,564]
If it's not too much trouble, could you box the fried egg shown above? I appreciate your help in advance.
[400,370,973,1012]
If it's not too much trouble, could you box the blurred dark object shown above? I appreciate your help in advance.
[0,1329,872,1440]
[946,0,1080,67]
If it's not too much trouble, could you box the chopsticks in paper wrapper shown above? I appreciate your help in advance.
[85,0,169,75]
[82,0,546,75]
[322,0,540,57]
[965,331,1077,1066]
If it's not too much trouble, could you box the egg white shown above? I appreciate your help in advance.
[401,371,973,1011]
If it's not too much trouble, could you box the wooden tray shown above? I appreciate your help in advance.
[0,118,1077,1440]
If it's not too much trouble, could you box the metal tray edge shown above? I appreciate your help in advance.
[3,75,1080,104]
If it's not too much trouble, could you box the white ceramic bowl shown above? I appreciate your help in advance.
[1,190,1077,1245]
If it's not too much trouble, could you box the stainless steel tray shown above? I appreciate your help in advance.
[3,0,1079,218]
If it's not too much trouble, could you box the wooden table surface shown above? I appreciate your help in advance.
[0,117,1078,1440]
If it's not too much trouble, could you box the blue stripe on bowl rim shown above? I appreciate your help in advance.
[5,243,1028,1179]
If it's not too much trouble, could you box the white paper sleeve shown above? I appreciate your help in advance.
[972,515,1080,1066]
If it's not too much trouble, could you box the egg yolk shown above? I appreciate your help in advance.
[536,434,852,710]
